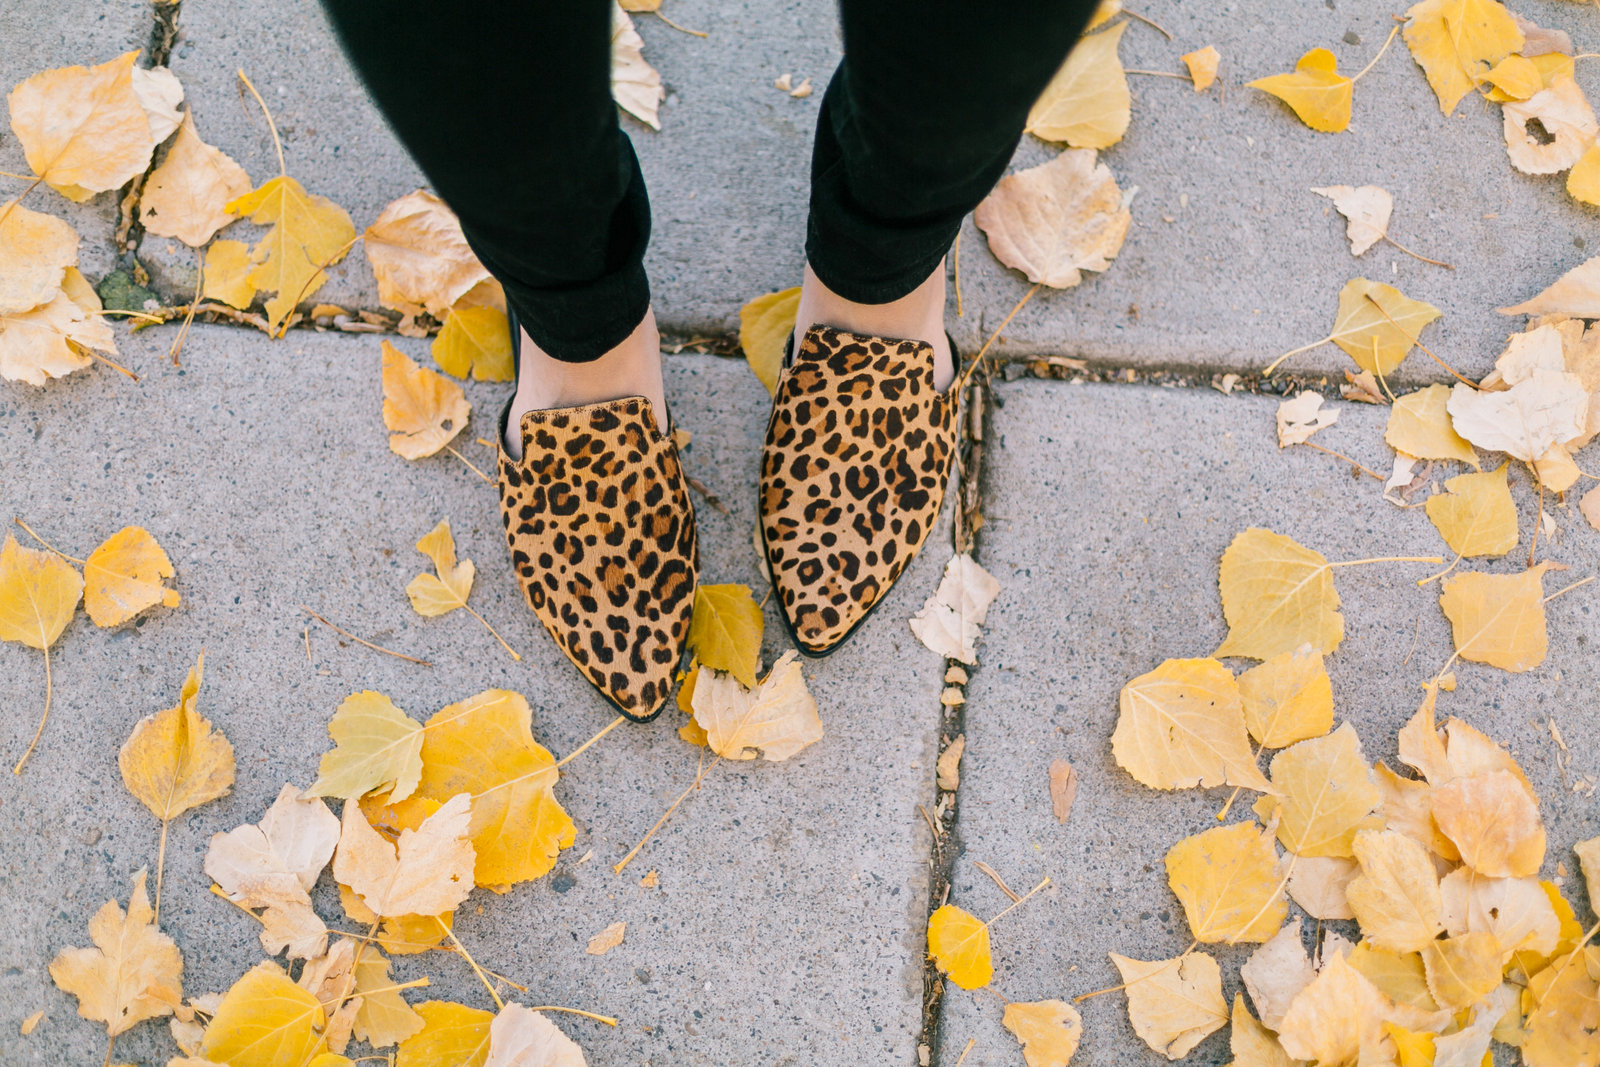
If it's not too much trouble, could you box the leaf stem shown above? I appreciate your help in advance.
[1351,24,1400,83]
[1302,442,1385,481]
[553,715,626,771]
[0,177,44,227]
[13,644,52,774]
[614,752,717,873]
[86,347,141,381]
[1124,69,1190,79]
[1380,232,1453,269]
[1328,555,1443,567]
[12,517,85,562]
[1416,552,1462,586]
[1362,295,1475,387]
[301,605,432,665]
[236,70,287,177]
[154,820,170,925]
[438,918,504,1010]
[1122,9,1173,38]
[1072,939,1198,1002]
[958,283,1040,391]
[1545,575,1596,603]
[984,877,1050,928]
[169,250,204,365]
[1263,334,1333,377]
[954,1037,977,1066]
[462,604,521,661]
[445,445,491,484]
[526,1005,621,1026]
[650,9,707,36]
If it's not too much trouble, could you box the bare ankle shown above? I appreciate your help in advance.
[793,262,954,391]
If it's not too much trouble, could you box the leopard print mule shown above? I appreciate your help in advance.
[760,325,959,656]
[496,354,697,722]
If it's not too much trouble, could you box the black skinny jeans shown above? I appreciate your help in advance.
[322,0,1096,362]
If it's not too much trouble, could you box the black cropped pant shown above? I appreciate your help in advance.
[322,0,1096,362]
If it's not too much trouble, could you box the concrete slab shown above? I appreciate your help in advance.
[0,330,951,1065]
[0,0,156,283]
[935,380,1600,1065]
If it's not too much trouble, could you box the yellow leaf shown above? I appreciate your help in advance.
[1109,951,1228,1060]
[1214,528,1343,661]
[82,525,179,626]
[972,148,1131,290]
[334,793,476,918]
[364,190,494,319]
[1568,143,1600,207]
[0,532,81,649]
[140,113,251,248]
[1085,0,1121,30]
[1226,994,1301,1067]
[1502,75,1597,175]
[1276,391,1339,447]
[1385,384,1479,467]
[1403,0,1524,115]
[1439,867,1559,961]
[432,306,512,382]
[47,869,183,1037]
[1384,1022,1437,1067]
[1248,49,1352,133]
[1347,943,1438,1013]
[1345,829,1445,952]
[1254,723,1381,858]
[1182,46,1221,93]
[7,52,157,198]
[611,6,664,129]
[738,287,800,396]
[1373,762,1458,861]
[382,342,470,460]
[414,689,576,887]
[1329,278,1442,376]
[687,583,763,688]
[675,664,709,747]
[200,962,327,1067]
[1421,932,1501,1009]
[0,288,116,385]
[937,734,965,792]
[225,175,356,331]
[585,921,626,956]
[406,519,475,617]
[351,952,425,1048]
[691,650,824,762]
[1482,54,1544,100]
[1112,657,1272,792]
[927,905,992,990]
[1523,948,1600,1067]
[1026,22,1130,148]
[1238,646,1333,749]
[307,691,425,802]
[1424,465,1517,558]
[1165,821,1287,943]
[1275,952,1390,1064]
[1438,565,1550,672]
[202,239,255,310]
[0,199,78,314]
[118,651,233,820]
[396,1001,493,1067]
[1003,999,1082,1067]
[1432,768,1545,877]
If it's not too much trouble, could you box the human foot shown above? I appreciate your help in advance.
[502,308,667,458]
[792,262,955,392]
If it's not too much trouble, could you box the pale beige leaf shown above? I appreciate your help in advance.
[485,1004,587,1067]
[7,52,156,198]
[908,553,1002,664]
[1286,855,1358,920]
[1214,528,1343,661]
[1240,919,1314,1032]
[382,341,470,459]
[1384,383,1478,466]
[1576,836,1600,907]
[1111,657,1272,793]
[1503,75,1597,174]
[1438,868,1559,960]
[0,289,115,385]
[691,650,823,762]
[1109,952,1228,1060]
[1026,23,1130,148]
[1253,723,1381,858]
[140,113,251,247]
[1396,684,1450,785]
[1311,185,1392,256]
[972,148,1132,290]
[0,199,78,314]
[364,190,493,319]
[1583,484,1600,534]
[611,5,663,130]
[1275,953,1390,1064]
[334,792,476,918]
[1003,999,1082,1067]
[1373,763,1458,861]
[1346,829,1444,952]
[129,65,183,144]
[1432,768,1545,877]
[1276,392,1339,447]
[1049,758,1078,823]
[1501,254,1600,318]
[585,922,625,956]
[48,870,183,1037]
[1446,375,1589,461]
[1226,994,1301,1067]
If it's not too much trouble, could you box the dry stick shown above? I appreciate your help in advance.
[170,252,205,365]
[1074,939,1200,1003]
[1362,295,1477,387]
[614,752,716,874]
[1123,9,1173,38]
[438,917,505,1010]
[445,445,491,484]
[1546,575,1597,603]
[985,877,1051,928]
[237,69,287,178]
[651,9,707,36]
[553,715,627,771]
[974,860,1022,902]
[12,646,53,775]
[1301,441,1386,481]
[303,625,312,662]
[917,802,939,839]
[461,600,521,661]
[300,605,432,665]
[1124,69,1189,80]
[957,283,1041,392]
[953,232,964,318]
[1380,232,1453,269]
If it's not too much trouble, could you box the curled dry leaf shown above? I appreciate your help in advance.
[1384,384,1477,467]
[129,65,183,144]
[691,649,824,762]
[908,552,1002,664]
[1276,391,1339,447]
[737,286,801,396]
[1182,46,1220,93]
[0,199,78,314]
[687,583,764,688]
[1002,999,1082,1067]
[334,791,476,918]
[1424,465,1517,558]
[1165,820,1287,943]
[937,734,965,791]
[1238,645,1334,749]
[433,306,513,382]
[927,904,992,990]
[307,690,424,803]
[1048,758,1078,823]
[486,1004,587,1067]
[381,341,471,459]
[1312,185,1392,256]
[1214,528,1343,661]
[83,525,180,626]
[585,921,626,956]
[1446,374,1588,462]
[407,519,476,617]
[1109,951,1228,1060]
[972,148,1132,291]
[1438,565,1550,672]
[119,651,234,821]
[1403,0,1523,115]
[364,190,494,319]
[1253,723,1381,858]
[1111,657,1273,792]
[140,113,252,248]
[48,869,183,1037]
[1502,75,1597,175]
[1025,22,1130,148]
[7,52,159,200]
[611,5,664,130]
[1248,49,1352,133]
[225,176,357,332]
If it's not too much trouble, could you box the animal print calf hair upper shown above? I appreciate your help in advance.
[498,398,697,721]
[760,325,958,654]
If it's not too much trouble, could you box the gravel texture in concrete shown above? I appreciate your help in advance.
[935,379,1599,1066]
[0,328,951,1066]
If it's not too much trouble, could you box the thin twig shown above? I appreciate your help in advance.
[1417,553,1462,586]
[1264,334,1334,377]
[973,861,1021,902]
[614,752,716,874]
[553,715,627,770]
[650,9,707,36]
[12,517,85,562]
[169,252,204,365]
[300,605,432,665]
[154,821,171,925]
[445,445,491,484]
[1381,232,1452,269]
[1122,9,1173,38]
[461,604,521,661]
[1124,69,1189,80]
[985,877,1050,927]
[1328,555,1443,567]
[1362,295,1475,387]
[438,919,504,1010]
[918,803,939,839]
[0,177,44,227]
[526,1005,621,1026]
[237,70,287,177]
[1302,442,1386,481]
[954,1038,977,1067]
[1351,24,1400,82]
[958,284,1040,391]
[685,474,731,515]
[12,645,52,775]
[1529,475,1544,568]
[1545,575,1596,603]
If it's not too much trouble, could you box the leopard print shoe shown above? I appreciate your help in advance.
[498,396,698,722]
[760,325,959,656]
